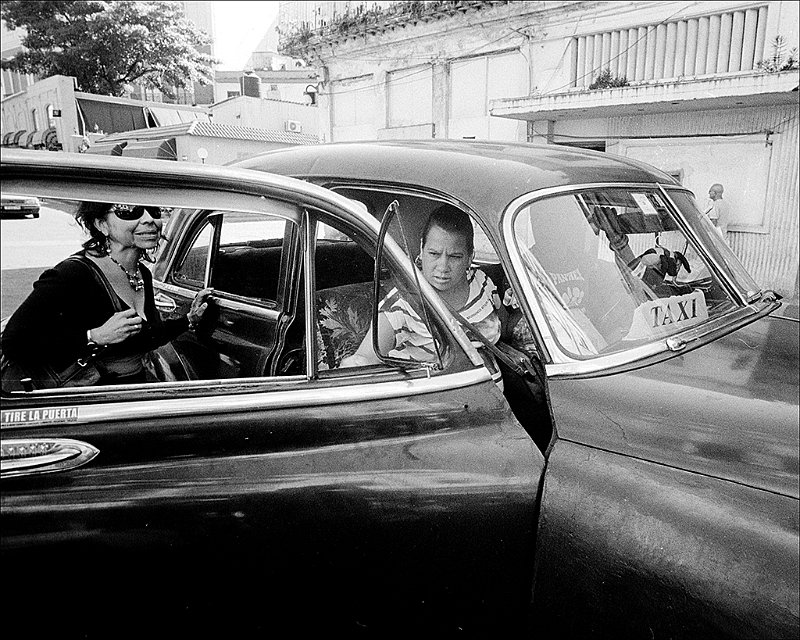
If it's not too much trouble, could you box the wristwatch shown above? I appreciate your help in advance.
[87,329,99,348]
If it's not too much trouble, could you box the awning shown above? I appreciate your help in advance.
[490,70,800,122]
[22,131,37,148]
[11,129,28,147]
[77,97,147,135]
[1,131,15,146]
[146,106,209,126]
[84,137,178,161]
[29,127,58,148]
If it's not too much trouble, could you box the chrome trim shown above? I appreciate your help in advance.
[2,149,378,222]
[214,296,280,319]
[1,438,99,478]
[153,280,193,298]
[154,280,280,319]
[328,182,462,206]
[3,368,493,426]
[203,214,216,289]
[543,300,778,377]
[304,209,316,379]
[501,183,770,376]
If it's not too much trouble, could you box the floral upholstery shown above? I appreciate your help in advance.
[316,282,374,370]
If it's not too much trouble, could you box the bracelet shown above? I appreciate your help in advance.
[86,329,105,352]
[187,315,199,330]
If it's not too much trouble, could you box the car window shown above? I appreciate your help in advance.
[1,192,303,392]
[210,211,288,303]
[313,220,375,371]
[172,222,213,287]
[326,187,507,369]
[510,188,739,359]
[311,213,451,372]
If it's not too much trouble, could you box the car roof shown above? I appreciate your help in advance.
[235,139,679,220]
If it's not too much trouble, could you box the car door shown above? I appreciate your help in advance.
[1,151,545,637]
[153,207,299,379]
[503,184,799,639]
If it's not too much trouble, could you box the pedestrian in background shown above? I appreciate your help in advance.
[704,183,730,239]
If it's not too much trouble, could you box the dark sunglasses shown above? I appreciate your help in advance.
[111,204,167,220]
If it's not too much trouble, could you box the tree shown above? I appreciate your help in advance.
[1,1,217,98]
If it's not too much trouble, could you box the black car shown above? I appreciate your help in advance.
[1,144,797,639]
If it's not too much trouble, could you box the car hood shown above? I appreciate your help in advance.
[548,313,800,498]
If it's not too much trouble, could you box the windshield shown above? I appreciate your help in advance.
[667,189,761,299]
[511,187,752,359]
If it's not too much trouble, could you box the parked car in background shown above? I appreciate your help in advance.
[0,193,40,218]
[1,145,797,639]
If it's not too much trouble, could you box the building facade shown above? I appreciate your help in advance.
[0,75,212,154]
[0,22,36,100]
[277,0,800,299]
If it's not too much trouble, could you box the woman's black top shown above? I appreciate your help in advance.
[1,252,189,382]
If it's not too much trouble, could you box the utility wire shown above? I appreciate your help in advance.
[315,20,527,97]
[312,0,699,100]
[540,1,701,97]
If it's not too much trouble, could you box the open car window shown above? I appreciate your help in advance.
[311,211,458,373]
[1,190,303,392]
[510,187,744,359]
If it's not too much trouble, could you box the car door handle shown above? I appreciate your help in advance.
[154,291,177,313]
[1,438,100,479]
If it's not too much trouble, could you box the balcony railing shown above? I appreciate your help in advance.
[570,6,769,87]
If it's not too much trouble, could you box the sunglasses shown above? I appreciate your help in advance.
[111,204,167,221]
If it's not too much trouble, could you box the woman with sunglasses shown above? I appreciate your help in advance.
[2,202,212,386]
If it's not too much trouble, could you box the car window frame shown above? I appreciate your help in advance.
[501,183,782,378]
[168,210,215,290]
[315,184,496,373]
[301,206,479,379]
[1,156,487,402]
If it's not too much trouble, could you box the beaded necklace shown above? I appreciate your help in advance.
[108,255,144,292]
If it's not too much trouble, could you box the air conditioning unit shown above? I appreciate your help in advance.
[285,120,302,133]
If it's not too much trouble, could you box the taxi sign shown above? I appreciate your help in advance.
[627,289,708,340]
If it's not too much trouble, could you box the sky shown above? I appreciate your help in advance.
[211,1,280,70]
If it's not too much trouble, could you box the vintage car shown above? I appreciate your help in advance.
[1,143,797,638]
[0,193,40,218]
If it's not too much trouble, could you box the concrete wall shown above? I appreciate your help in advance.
[613,104,798,298]
[210,95,319,136]
[315,1,541,142]
[175,135,297,166]
[214,78,312,104]
[309,1,797,142]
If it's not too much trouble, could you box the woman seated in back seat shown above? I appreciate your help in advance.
[341,204,502,367]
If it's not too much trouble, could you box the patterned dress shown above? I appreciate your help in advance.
[380,267,501,361]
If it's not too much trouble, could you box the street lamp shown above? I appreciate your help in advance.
[303,84,318,105]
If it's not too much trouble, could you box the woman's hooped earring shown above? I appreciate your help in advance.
[414,255,423,269]
[103,235,111,255]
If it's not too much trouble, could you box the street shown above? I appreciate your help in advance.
[1,201,85,320]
